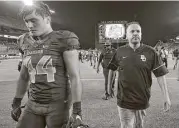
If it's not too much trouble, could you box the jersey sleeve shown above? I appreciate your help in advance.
[57,31,80,52]
[66,35,80,50]
[107,51,118,71]
[152,50,168,77]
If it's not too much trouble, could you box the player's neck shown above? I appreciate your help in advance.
[39,28,53,40]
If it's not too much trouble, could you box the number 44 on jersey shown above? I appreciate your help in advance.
[23,55,56,83]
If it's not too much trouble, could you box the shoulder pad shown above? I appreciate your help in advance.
[54,30,79,39]
[50,31,80,51]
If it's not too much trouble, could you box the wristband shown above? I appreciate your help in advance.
[73,102,82,116]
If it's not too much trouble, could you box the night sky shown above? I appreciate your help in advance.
[1,1,179,48]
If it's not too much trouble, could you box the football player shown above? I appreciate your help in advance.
[11,2,88,128]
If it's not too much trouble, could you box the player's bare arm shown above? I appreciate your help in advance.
[63,47,86,127]
[62,36,90,128]
[63,49,82,103]
[15,34,30,99]
[11,63,30,122]
[15,64,30,98]
[156,75,171,112]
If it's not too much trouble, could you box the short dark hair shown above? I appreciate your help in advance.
[19,1,52,19]
[126,21,141,31]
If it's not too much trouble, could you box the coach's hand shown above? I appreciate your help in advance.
[163,98,171,112]
[11,98,22,121]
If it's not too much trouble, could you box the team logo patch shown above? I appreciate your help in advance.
[140,55,146,61]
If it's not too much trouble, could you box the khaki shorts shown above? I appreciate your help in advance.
[117,106,146,128]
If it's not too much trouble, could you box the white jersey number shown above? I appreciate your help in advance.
[24,55,56,83]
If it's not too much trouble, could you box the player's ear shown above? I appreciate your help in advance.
[45,16,51,24]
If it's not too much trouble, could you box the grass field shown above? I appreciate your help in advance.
[0,58,179,128]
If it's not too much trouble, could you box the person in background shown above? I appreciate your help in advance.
[97,42,116,100]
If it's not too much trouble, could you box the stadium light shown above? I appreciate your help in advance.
[50,9,55,14]
[22,0,33,6]
[176,36,179,40]
[21,0,55,14]
[0,34,18,39]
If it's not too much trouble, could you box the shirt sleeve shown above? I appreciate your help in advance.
[66,38,80,50]
[107,52,118,71]
[152,50,169,77]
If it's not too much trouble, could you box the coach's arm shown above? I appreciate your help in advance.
[156,75,171,112]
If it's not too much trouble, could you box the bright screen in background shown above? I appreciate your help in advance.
[105,24,125,39]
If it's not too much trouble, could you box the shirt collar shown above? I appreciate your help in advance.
[126,43,144,52]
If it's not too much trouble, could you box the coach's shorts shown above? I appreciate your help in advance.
[16,99,70,128]
[117,106,146,128]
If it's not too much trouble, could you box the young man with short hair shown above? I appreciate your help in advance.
[11,2,88,128]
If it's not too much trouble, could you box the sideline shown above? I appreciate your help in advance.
[80,78,178,81]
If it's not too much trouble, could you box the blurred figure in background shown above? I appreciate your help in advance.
[97,41,116,100]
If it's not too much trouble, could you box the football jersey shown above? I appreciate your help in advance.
[18,30,79,104]
[108,44,168,109]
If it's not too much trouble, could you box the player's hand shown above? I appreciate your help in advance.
[67,114,82,128]
[66,102,89,128]
[163,99,171,112]
[66,114,89,128]
[11,98,22,121]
